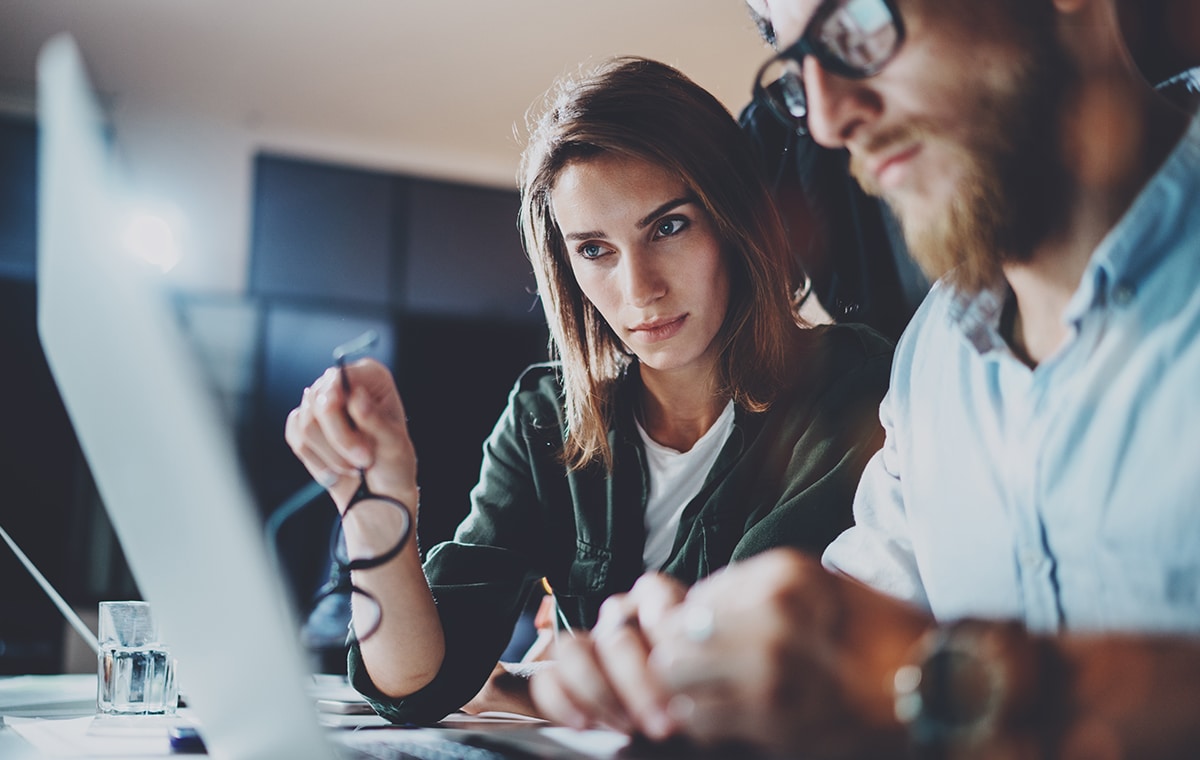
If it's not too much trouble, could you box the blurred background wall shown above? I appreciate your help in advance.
[0,1,768,674]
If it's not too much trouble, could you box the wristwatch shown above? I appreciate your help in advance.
[892,619,1062,757]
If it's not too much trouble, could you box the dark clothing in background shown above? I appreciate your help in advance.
[738,98,930,343]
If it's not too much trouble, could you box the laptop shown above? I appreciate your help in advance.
[36,33,655,760]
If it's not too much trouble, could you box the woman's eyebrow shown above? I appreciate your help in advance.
[563,228,606,242]
[636,195,698,229]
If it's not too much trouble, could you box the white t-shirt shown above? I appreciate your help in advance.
[636,400,735,571]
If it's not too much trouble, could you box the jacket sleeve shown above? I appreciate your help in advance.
[731,324,893,561]
[348,372,551,724]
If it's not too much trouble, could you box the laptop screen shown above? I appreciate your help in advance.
[37,34,334,760]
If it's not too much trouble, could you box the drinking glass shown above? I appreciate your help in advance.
[97,600,178,715]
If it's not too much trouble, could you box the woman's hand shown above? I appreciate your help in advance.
[287,357,444,698]
[284,357,419,513]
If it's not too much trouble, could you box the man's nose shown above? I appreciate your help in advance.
[803,57,880,148]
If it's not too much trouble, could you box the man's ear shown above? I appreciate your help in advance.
[1052,0,1090,14]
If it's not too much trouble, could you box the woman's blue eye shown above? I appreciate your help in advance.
[580,243,605,259]
[655,218,687,238]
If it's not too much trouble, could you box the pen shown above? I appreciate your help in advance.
[540,577,575,643]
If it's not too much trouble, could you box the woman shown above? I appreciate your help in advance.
[284,56,891,724]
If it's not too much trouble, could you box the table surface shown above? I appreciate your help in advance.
[0,674,779,760]
[0,674,642,760]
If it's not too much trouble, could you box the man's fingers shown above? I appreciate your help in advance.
[529,661,591,729]
[591,615,674,739]
[545,636,633,733]
[664,688,762,748]
[649,629,739,694]
[623,573,687,638]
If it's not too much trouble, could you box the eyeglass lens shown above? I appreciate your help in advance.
[817,0,897,70]
[334,489,412,567]
[757,0,899,124]
[328,486,411,642]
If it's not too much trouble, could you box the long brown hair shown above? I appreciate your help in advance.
[519,56,802,471]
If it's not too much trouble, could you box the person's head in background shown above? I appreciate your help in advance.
[746,0,1185,294]
[520,56,802,471]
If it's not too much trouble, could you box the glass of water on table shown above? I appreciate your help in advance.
[97,600,178,715]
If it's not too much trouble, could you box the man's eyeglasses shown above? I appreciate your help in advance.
[753,0,905,135]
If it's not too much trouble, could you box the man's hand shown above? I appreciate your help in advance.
[645,549,932,757]
[529,573,686,738]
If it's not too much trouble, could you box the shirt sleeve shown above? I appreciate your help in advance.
[821,381,931,612]
[348,374,549,725]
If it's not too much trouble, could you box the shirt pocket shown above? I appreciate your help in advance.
[553,540,612,630]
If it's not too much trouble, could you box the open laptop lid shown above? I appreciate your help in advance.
[36,34,334,760]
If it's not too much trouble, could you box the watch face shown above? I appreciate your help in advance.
[894,627,1004,746]
[923,647,999,727]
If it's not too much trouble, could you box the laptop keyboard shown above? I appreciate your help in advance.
[336,730,548,760]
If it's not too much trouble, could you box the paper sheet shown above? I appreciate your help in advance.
[4,714,183,758]
[0,675,97,719]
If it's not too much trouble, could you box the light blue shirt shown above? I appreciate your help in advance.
[823,113,1200,634]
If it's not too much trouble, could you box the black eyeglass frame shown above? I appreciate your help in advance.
[315,330,414,641]
[330,336,413,573]
[752,0,906,133]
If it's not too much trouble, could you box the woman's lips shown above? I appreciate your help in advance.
[629,315,687,343]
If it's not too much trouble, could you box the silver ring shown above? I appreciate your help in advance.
[682,605,715,643]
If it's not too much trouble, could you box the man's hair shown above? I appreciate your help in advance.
[518,56,802,471]
[746,2,777,47]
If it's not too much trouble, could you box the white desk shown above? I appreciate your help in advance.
[0,674,652,760]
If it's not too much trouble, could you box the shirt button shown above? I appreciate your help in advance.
[1112,283,1135,305]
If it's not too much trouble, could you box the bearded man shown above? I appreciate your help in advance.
[530,1,1200,757]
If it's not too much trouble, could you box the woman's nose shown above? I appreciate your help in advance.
[620,249,667,307]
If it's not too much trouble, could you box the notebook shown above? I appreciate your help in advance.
[35,33,639,760]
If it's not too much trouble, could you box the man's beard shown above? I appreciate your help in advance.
[851,35,1072,294]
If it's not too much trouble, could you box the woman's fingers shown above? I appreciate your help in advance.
[284,358,420,509]
[284,386,356,488]
[308,366,373,468]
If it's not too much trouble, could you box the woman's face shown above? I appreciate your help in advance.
[550,153,731,380]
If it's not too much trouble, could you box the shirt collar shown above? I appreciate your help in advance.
[945,110,1200,353]
[946,279,1012,356]
[1064,110,1200,322]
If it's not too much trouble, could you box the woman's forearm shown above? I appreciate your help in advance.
[353,539,445,698]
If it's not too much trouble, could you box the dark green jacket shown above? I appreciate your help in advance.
[350,322,892,723]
